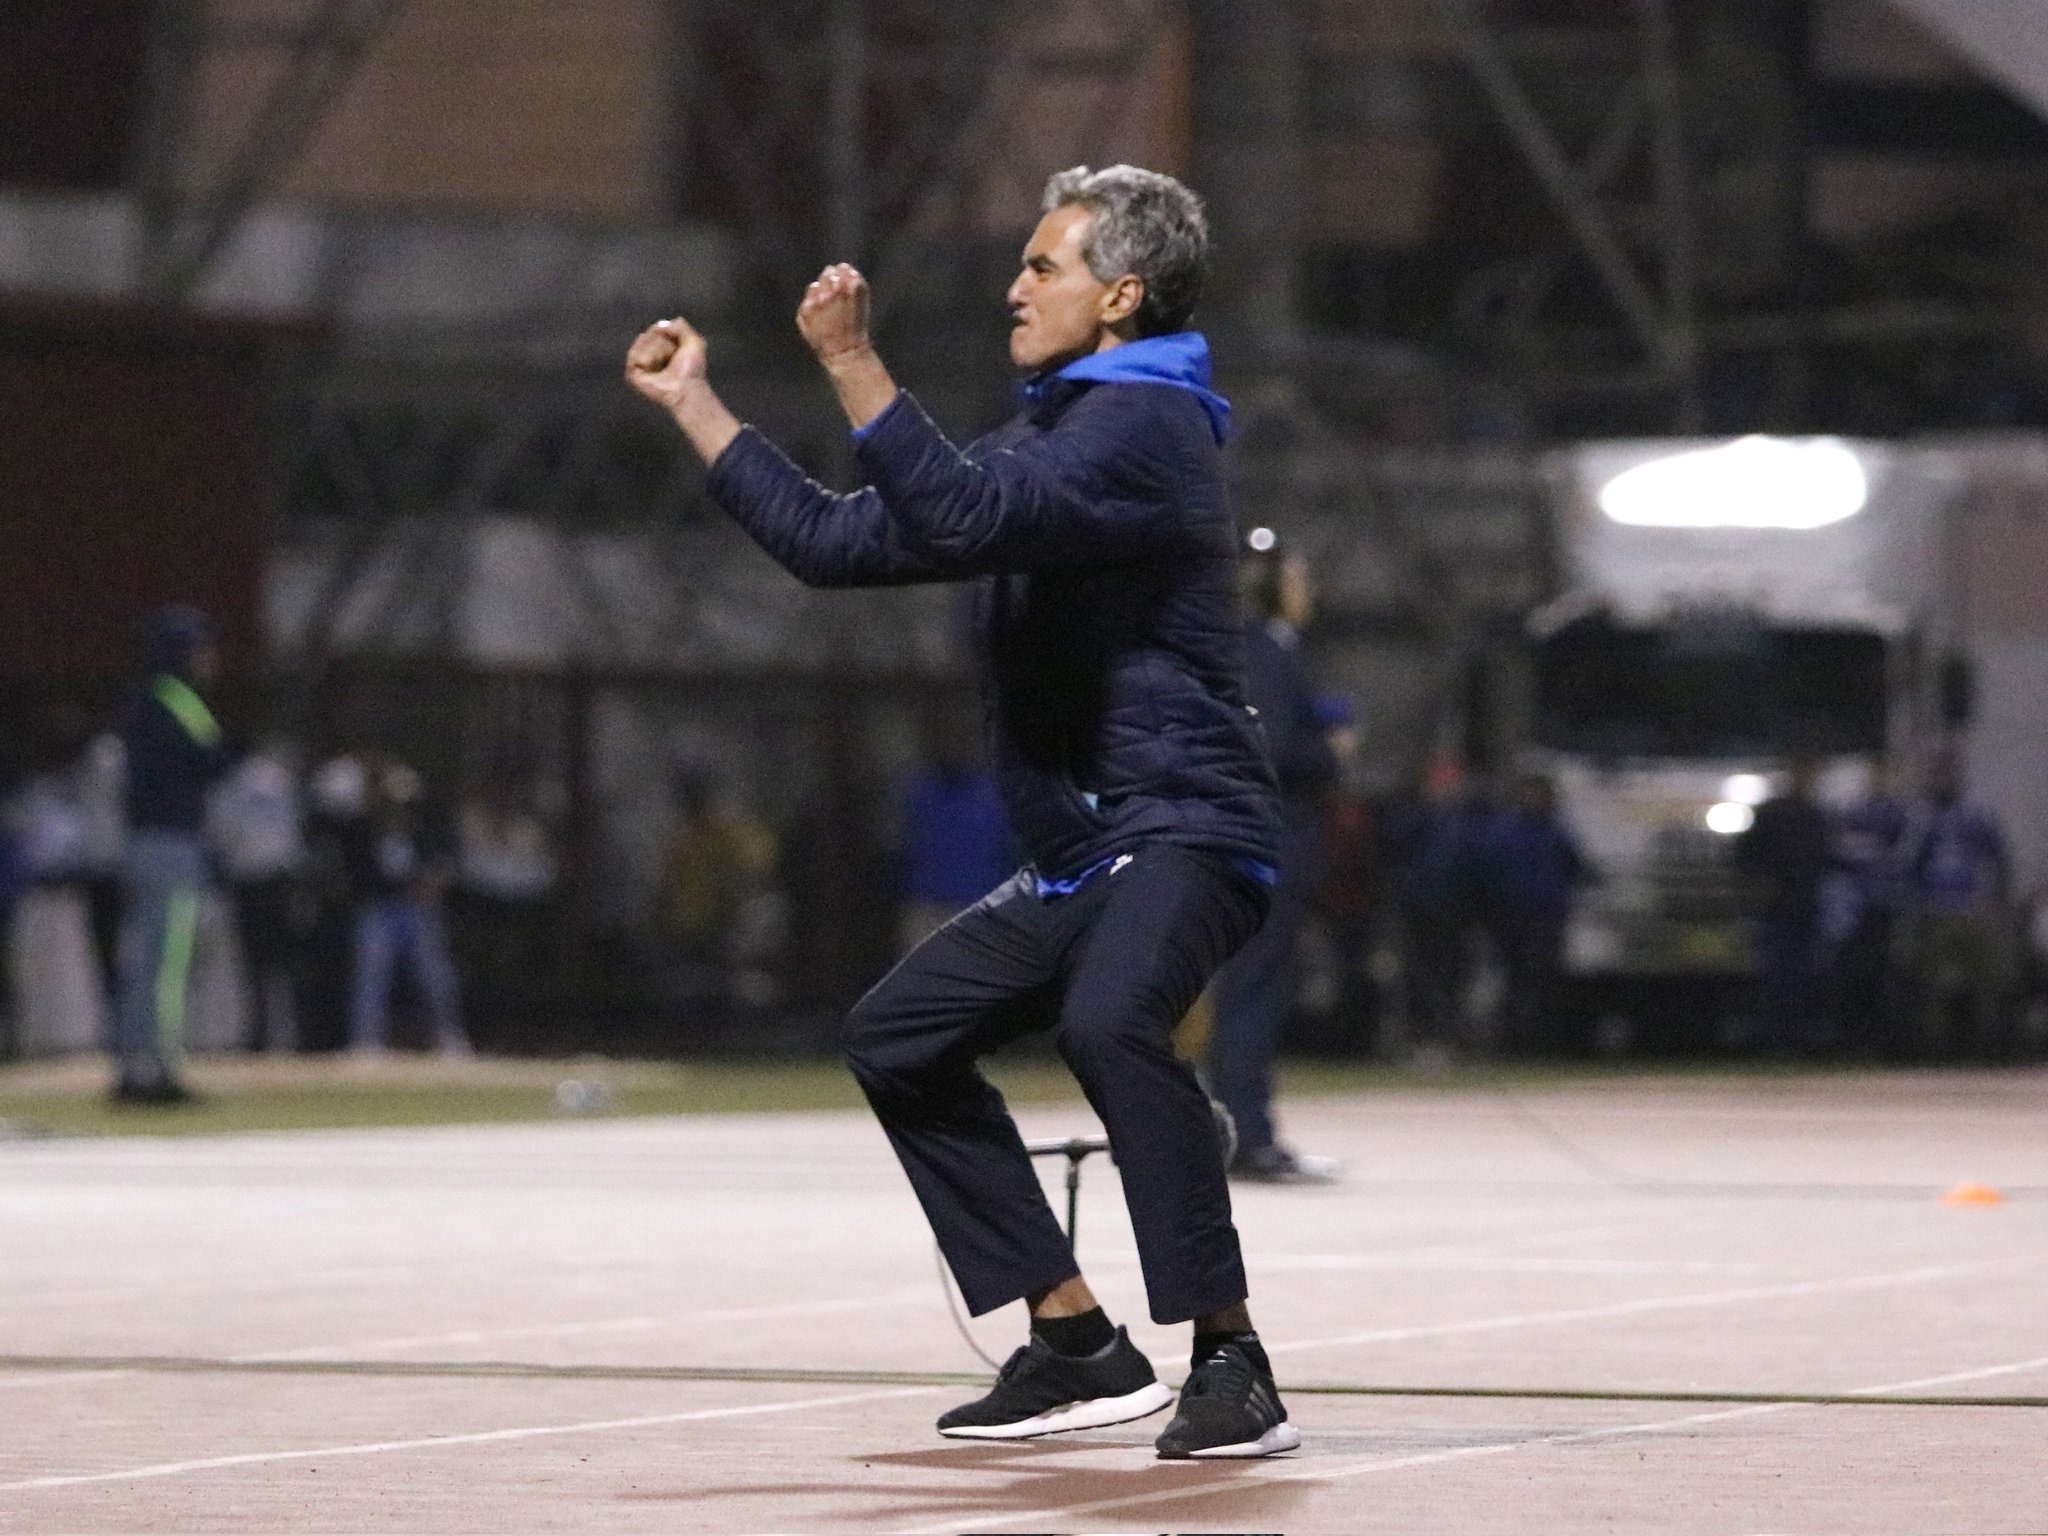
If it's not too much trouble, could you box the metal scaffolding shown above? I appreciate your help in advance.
[133,0,408,303]
[1425,0,1708,426]
[1188,0,1544,726]
[254,0,1185,670]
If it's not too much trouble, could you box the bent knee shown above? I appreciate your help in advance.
[1055,1003,1169,1072]
[837,987,946,1092]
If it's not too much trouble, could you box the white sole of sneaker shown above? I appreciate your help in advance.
[1182,1421,1303,1458]
[939,1381,1174,1440]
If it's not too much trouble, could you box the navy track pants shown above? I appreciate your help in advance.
[842,842,1269,1325]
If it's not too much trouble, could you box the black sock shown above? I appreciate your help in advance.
[1032,1306,1116,1358]
[1193,1329,1271,1376]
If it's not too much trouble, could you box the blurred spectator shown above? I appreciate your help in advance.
[0,802,21,1048]
[1734,758,1834,1059]
[1210,532,1343,1183]
[210,738,307,1053]
[1302,782,1383,1057]
[454,775,557,1045]
[74,732,126,1006]
[1896,753,2015,1059]
[299,750,371,1051]
[898,718,1016,951]
[114,606,230,1103]
[1475,773,1589,1056]
[344,758,469,1056]
[658,766,777,1029]
[1825,760,1908,1055]
[3,753,105,1057]
[1385,757,1488,1066]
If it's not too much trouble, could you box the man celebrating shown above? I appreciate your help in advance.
[627,165,1296,1459]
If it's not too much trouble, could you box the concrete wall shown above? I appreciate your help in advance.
[188,0,674,220]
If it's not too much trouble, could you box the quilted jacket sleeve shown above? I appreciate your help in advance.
[704,425,951,588]
[852,386,1187,574]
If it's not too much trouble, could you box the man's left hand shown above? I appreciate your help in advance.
[797,263,873,366]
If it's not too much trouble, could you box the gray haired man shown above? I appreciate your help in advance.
[627,165,1298,1457]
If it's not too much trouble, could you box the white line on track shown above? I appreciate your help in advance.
[895,1352,2048,1536]
[1255,1254,1765,1275]
[3,1324,2040,1513]
[0,1385,938,1494]
[0,1264,456,1309]
[0,1288,938,1389]
[1852,1353,2048,1395]
[0,1372,121,1393]
[1268,1258,2022,1355]
[247,1287,939,1360]
[1086,1221,1646,1275]
[1476,1098,2048,1130]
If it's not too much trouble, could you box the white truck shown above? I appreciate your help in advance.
[1528,436,1963,996]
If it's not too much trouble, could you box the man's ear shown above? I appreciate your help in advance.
[1101,274,1145,329]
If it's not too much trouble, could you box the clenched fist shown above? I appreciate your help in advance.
[625,317,708,411]
[796,263,872,366]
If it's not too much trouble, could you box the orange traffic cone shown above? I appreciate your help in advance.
[1942,1182,2005,1207]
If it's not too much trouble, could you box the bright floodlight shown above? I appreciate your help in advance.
[1704,801,1755,835]
[1598,437,1868,530]
[1246,525,1277,552]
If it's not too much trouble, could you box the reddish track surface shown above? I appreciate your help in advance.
[4,1071,2046,1533]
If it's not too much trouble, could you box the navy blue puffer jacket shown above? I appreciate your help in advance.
[704,343,1281,881]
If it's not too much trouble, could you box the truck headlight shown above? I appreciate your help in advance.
[1704,801,1754,835]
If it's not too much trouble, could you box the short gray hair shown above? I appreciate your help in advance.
[1042,164,1208,338]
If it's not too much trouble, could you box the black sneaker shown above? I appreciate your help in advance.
[1154,1342,1301,1459]
[937,1326,1172,1440]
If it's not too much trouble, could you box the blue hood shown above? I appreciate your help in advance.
[1024,332,1231,444]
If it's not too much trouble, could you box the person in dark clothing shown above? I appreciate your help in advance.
[627,164,1296,1459]
[1476,773,1588,1056]
[114,605,230,1104]
[1827,761,1907,1055]
[74,731,127,1015]
[0,810,20,1051]
[1208,530,1343,1183]
[1305,778,1383,1056]
[1385,758,1488,1065]
[212,737,308,1053]
[342,759,469,1056]
[1897,752,2015,1059]
[1735,758,1835,1057]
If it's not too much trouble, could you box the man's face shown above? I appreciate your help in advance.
[1006,204,1126,373]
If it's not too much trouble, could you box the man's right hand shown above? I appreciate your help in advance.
[625,315,741,466]
[625,317,708,412]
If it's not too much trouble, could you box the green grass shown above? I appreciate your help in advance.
[0,1051,1885,1141]
[0,1056,1093,1140]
